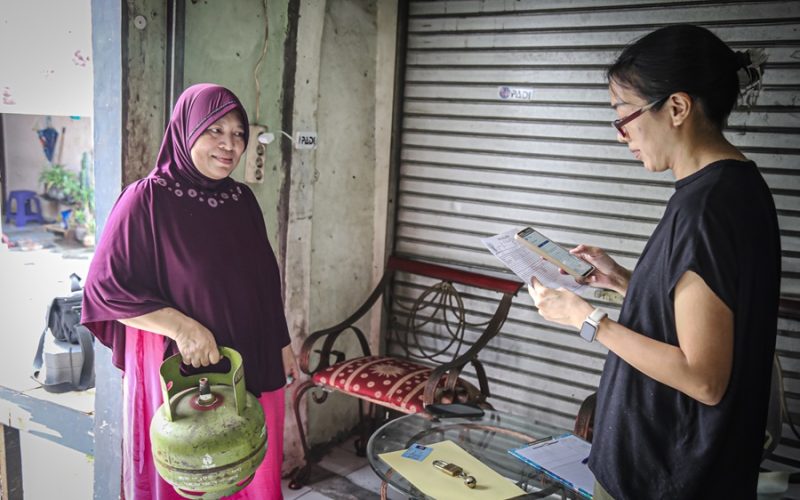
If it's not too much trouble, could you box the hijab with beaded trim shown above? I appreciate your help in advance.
[153,83,250,189]
[81,83,291,393]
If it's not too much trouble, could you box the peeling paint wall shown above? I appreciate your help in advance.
[183,0,289,246]
[181,0,299,468]
[305,0,379,445]
[123,0,167,186]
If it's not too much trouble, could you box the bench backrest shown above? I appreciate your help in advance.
[386,256,522,366]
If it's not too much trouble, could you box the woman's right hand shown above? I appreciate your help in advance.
[173,317,221,368]
[118,307,220,367]
[569,244,631,295]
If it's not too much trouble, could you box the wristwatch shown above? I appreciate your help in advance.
[579,308,607,342]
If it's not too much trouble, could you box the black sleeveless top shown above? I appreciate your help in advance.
[589,160,781,499]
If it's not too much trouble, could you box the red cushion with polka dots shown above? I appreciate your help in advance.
[311,356,477,414]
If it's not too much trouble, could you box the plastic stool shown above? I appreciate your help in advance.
[4,190,46,227]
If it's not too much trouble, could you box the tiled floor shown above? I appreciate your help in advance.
[281,436,402,500]
[2,221,94,257]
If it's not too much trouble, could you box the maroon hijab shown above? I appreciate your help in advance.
[82,84,290,393]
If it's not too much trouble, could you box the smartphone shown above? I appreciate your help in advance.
[514,226,594,278]
[424,403,485,419]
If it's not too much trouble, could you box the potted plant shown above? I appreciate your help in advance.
[72,207,95,246]
[39,163,80,204]
[70,154,95,246]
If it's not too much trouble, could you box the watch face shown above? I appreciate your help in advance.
[579,321,596,342]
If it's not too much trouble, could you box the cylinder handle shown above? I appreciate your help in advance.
[158,347,247,422]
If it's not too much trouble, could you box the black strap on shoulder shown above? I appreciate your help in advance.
[73,325,95,390]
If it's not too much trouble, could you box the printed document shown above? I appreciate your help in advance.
[481,229,588,294]
[509,433,595,498]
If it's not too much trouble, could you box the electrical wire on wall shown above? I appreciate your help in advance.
[253,0,269,125]
[250,0,293,147]
[243,0,272,183]
[243,0,296,183]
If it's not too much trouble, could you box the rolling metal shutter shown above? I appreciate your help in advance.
[389,0,800,471]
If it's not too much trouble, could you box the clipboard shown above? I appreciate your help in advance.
[508,432,595,498]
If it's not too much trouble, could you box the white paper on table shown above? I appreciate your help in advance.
[481,229,588,295]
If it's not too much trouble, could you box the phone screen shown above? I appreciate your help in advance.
[517,227,593,277]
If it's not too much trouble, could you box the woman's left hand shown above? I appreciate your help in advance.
[528,278,594,329]
[282,344,299,386]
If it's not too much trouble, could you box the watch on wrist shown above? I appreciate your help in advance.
[579,308,607,342]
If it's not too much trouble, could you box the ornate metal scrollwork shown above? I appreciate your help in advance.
[391,279,491,364]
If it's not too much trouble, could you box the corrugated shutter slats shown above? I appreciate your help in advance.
[392,0,800,466]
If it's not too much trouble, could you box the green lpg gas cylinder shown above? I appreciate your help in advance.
[150,347,267,499]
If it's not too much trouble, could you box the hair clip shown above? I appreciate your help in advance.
[736,48,768,108]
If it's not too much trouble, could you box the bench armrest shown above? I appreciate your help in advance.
[298,271,393,375]
[422,291,515,405]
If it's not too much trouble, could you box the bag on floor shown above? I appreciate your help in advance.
[32,273,95,392]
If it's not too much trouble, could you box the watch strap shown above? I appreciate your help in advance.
[579,308,607,343]
[587,308,608,325]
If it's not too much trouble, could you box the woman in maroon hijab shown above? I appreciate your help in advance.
[81,83,296,500]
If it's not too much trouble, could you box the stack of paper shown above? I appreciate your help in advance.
[481,229,588,294]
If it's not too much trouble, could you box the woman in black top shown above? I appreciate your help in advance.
[528,25,780,499]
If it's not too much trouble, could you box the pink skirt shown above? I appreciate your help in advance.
[122,327,284,500]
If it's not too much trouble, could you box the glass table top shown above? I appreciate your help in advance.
[366,410,589,499]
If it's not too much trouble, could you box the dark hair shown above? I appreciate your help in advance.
[607,25,755,130]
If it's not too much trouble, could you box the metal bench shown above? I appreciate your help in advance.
[289,256,523,488]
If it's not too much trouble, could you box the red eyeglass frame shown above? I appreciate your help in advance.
[612,96,668,137]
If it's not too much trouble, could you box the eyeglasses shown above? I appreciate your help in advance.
[612,97,667,137]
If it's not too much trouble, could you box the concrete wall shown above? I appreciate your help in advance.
[122,0,167,186]
[305,0,379,445]
[122,0,289,247]
[2,114,92,219]
[180,0,302,469]
[181,0,392,449]
[183,0,289,246]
